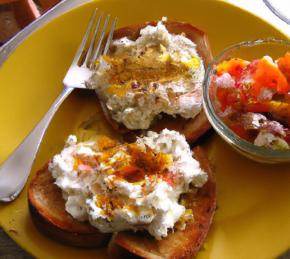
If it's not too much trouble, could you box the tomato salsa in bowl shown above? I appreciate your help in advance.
[203,39,290,163]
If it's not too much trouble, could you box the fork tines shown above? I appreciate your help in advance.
[76,9,117,69]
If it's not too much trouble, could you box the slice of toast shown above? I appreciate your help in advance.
[108,146,216,258]
[98,20,213,143]
[28,164,111,248]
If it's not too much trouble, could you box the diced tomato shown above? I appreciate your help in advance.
[216,87,239,111]
[247,59,259,74]
[216,87,229,111]
[277,52,290,82]
[216,58,249,78]
[215,54,290,147]
[239,91,248,105]
[227,92,239,107]
[229,123,248,140]
[252,58,289,96]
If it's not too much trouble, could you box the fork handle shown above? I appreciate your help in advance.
[0,87,73,202]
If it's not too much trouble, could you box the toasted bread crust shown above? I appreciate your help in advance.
[99,20,213,143]
[108,147,216,259]
[28,164,111,248]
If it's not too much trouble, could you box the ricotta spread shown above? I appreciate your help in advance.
[49,129,208,239]
[88,20,205,130]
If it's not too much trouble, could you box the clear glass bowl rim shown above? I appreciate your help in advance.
[203,38,290,160]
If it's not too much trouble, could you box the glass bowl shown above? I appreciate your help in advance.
[203,38,290,163]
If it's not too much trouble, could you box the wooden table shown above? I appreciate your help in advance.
[0,229,33,258]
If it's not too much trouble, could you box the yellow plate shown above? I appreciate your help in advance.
[0,0,289,258]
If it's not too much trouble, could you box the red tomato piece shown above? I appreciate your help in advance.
[216,87,230,111]
[229,123,248,140]
[277,52,290,82]
[216,88,239,111]
[252,58,289,96]
[216,58,249,78]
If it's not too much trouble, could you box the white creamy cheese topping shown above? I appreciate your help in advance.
[49,130,208,239]
[88,20,205,130]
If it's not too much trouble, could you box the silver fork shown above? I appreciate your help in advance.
[0,9,117,202]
